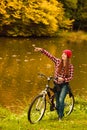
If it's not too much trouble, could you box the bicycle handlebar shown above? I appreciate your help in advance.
[38,73,53,81]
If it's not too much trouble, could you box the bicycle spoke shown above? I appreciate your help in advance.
[64,94,74,116]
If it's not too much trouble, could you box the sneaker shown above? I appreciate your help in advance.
[58,117,62,121]
[58,118,62,121]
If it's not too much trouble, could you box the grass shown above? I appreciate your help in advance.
[0,96,87,130]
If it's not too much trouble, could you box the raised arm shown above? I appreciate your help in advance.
[34,47,58,63]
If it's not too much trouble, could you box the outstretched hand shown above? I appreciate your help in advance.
[34,47,42,52]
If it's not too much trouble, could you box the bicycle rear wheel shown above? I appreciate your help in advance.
[64,93,74,116]
[28,94,46,124]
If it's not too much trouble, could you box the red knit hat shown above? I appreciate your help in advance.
[63,49,72,58]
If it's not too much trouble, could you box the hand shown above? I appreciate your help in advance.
[34,47,42,52]
[58,77,64,83]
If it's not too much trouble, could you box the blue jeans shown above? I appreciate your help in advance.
[54,83,69,118]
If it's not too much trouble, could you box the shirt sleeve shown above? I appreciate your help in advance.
[41,48,59,63]
[64,64,74,82]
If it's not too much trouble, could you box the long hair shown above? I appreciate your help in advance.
[58,58,70,77]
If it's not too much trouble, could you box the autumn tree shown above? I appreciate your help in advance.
[58,0,77,19]
[74,0,87,30]
[0,0,73,37]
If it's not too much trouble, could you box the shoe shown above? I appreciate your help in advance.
[58,117,62,121]
[58,118,62,121]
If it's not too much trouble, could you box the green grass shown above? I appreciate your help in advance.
[0,96,87,130]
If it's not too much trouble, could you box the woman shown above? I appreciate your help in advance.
[34,47,74,121]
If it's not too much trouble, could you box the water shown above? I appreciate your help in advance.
[0,37,87,111]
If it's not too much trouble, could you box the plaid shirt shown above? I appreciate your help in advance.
[41,49,74,84]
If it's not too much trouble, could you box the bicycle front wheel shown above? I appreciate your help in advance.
[28,94,46,124]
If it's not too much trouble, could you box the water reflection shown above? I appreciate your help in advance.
[0,37,87,111]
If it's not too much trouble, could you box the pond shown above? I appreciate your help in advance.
[0,37,87,111]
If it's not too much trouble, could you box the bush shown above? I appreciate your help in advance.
[0,0,73,37]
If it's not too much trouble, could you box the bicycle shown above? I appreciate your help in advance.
[28,73,75,124]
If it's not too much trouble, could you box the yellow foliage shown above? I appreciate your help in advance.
[6,1,23,19]
[23,0,64,33]
[0,1,6,15]
[61,19,74,29]
[0,0,73,36]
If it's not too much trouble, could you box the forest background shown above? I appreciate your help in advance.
[0,0,87,37]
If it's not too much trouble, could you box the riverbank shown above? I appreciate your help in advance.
[58,31,87,44]
[0,96,87,130]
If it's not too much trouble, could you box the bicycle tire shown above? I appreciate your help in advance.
[64,93,75,117]
[28,94,46,124]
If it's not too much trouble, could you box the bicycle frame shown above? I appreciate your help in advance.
[39,73,54,101]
